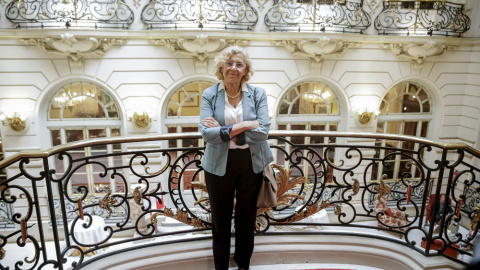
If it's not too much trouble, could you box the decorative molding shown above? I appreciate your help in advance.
[272,37,361,67]
[374,175,391,200]
[133,0,142,8]
[151,35,249,66]
[254,0,271,11]
[364,0,382,15]
[21,33,126,69]
[379,41,456,69]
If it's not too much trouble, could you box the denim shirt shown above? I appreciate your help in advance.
[199,83,274,176]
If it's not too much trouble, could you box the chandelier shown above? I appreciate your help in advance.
[302,89,331,103]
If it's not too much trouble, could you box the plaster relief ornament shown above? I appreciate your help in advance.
[379,41,456,69]
[272,37,360,67]
[21,33,125,69]
[151,35,249,66]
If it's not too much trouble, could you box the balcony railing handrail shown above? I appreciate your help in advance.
[0,130,476,170]
[1,129,478,269]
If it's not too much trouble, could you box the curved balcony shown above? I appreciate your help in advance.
[0,131,478,269]
[374,0,471,36]
[5,0,134,29]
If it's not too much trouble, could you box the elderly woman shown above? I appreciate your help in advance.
[199,46,273,270]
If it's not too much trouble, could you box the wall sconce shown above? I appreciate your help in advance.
[0,112,28,132]
[130,112,152,128]
[356,108,379,125]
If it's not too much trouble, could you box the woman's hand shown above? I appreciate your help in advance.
[202,117,220,128]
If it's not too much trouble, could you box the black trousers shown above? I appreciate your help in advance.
[205,148,263,270]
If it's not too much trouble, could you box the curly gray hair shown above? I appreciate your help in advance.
[213,46,254,83]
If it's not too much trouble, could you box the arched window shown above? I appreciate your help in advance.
[276,82,341,188]
[373,82,433,181]
[165,81,214,190]
[47,82,123,195]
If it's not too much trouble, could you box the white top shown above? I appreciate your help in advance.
[219,81,249,149]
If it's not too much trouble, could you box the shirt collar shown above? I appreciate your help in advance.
[218,82,248,93]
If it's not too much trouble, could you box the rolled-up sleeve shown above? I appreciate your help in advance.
[199,91,225,144]
[245,88,270,143]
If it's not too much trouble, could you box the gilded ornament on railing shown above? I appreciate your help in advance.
[374,174,391,199]
[190,181,210,209]
[164,208,210,228]
[133,187,143,206]
[254,0,270,11]
[98,189,118,219]
[469,203,480,231]
[150,213,161,225]
[352,178,360,196]
[284,199,340,223]
[0,246,5,260]
[271,164,309,208]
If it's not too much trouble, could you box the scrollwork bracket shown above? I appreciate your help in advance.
[272,37,360,68]
[151,35,249,66]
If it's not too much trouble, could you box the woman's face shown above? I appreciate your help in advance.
[221,53,248,85]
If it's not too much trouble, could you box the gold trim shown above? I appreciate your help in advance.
[0,246,5,260]
[374,174,391,199]
[150,212,161,225]
[133,187,143,206]
[164,208,210,228]
[352,178,360,196]
[98,189,118,219]
[284,199,341,223]
[469,203,480,231]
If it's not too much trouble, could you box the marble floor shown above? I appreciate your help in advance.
[228,264,382,270]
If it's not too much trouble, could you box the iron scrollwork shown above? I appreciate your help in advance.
[374,1,471,36]
[141,0,258,30]
[5,0,134,29]
[265,0,371,33]
[3,131,480,269]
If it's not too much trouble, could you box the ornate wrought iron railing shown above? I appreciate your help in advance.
[374,0,471,36]
[141,0,258,30]
[463,185,480,213]
[5,0,134,29]
[0,131,479,269]
[265,0,371,33]
[367,177,430,206]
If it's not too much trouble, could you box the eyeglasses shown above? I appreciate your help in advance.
[225,61,246,70]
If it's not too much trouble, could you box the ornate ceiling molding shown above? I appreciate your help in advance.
[272,37,361,67]
[379,41,456,69]
[21,33,126,69]
[151,35,250,66]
